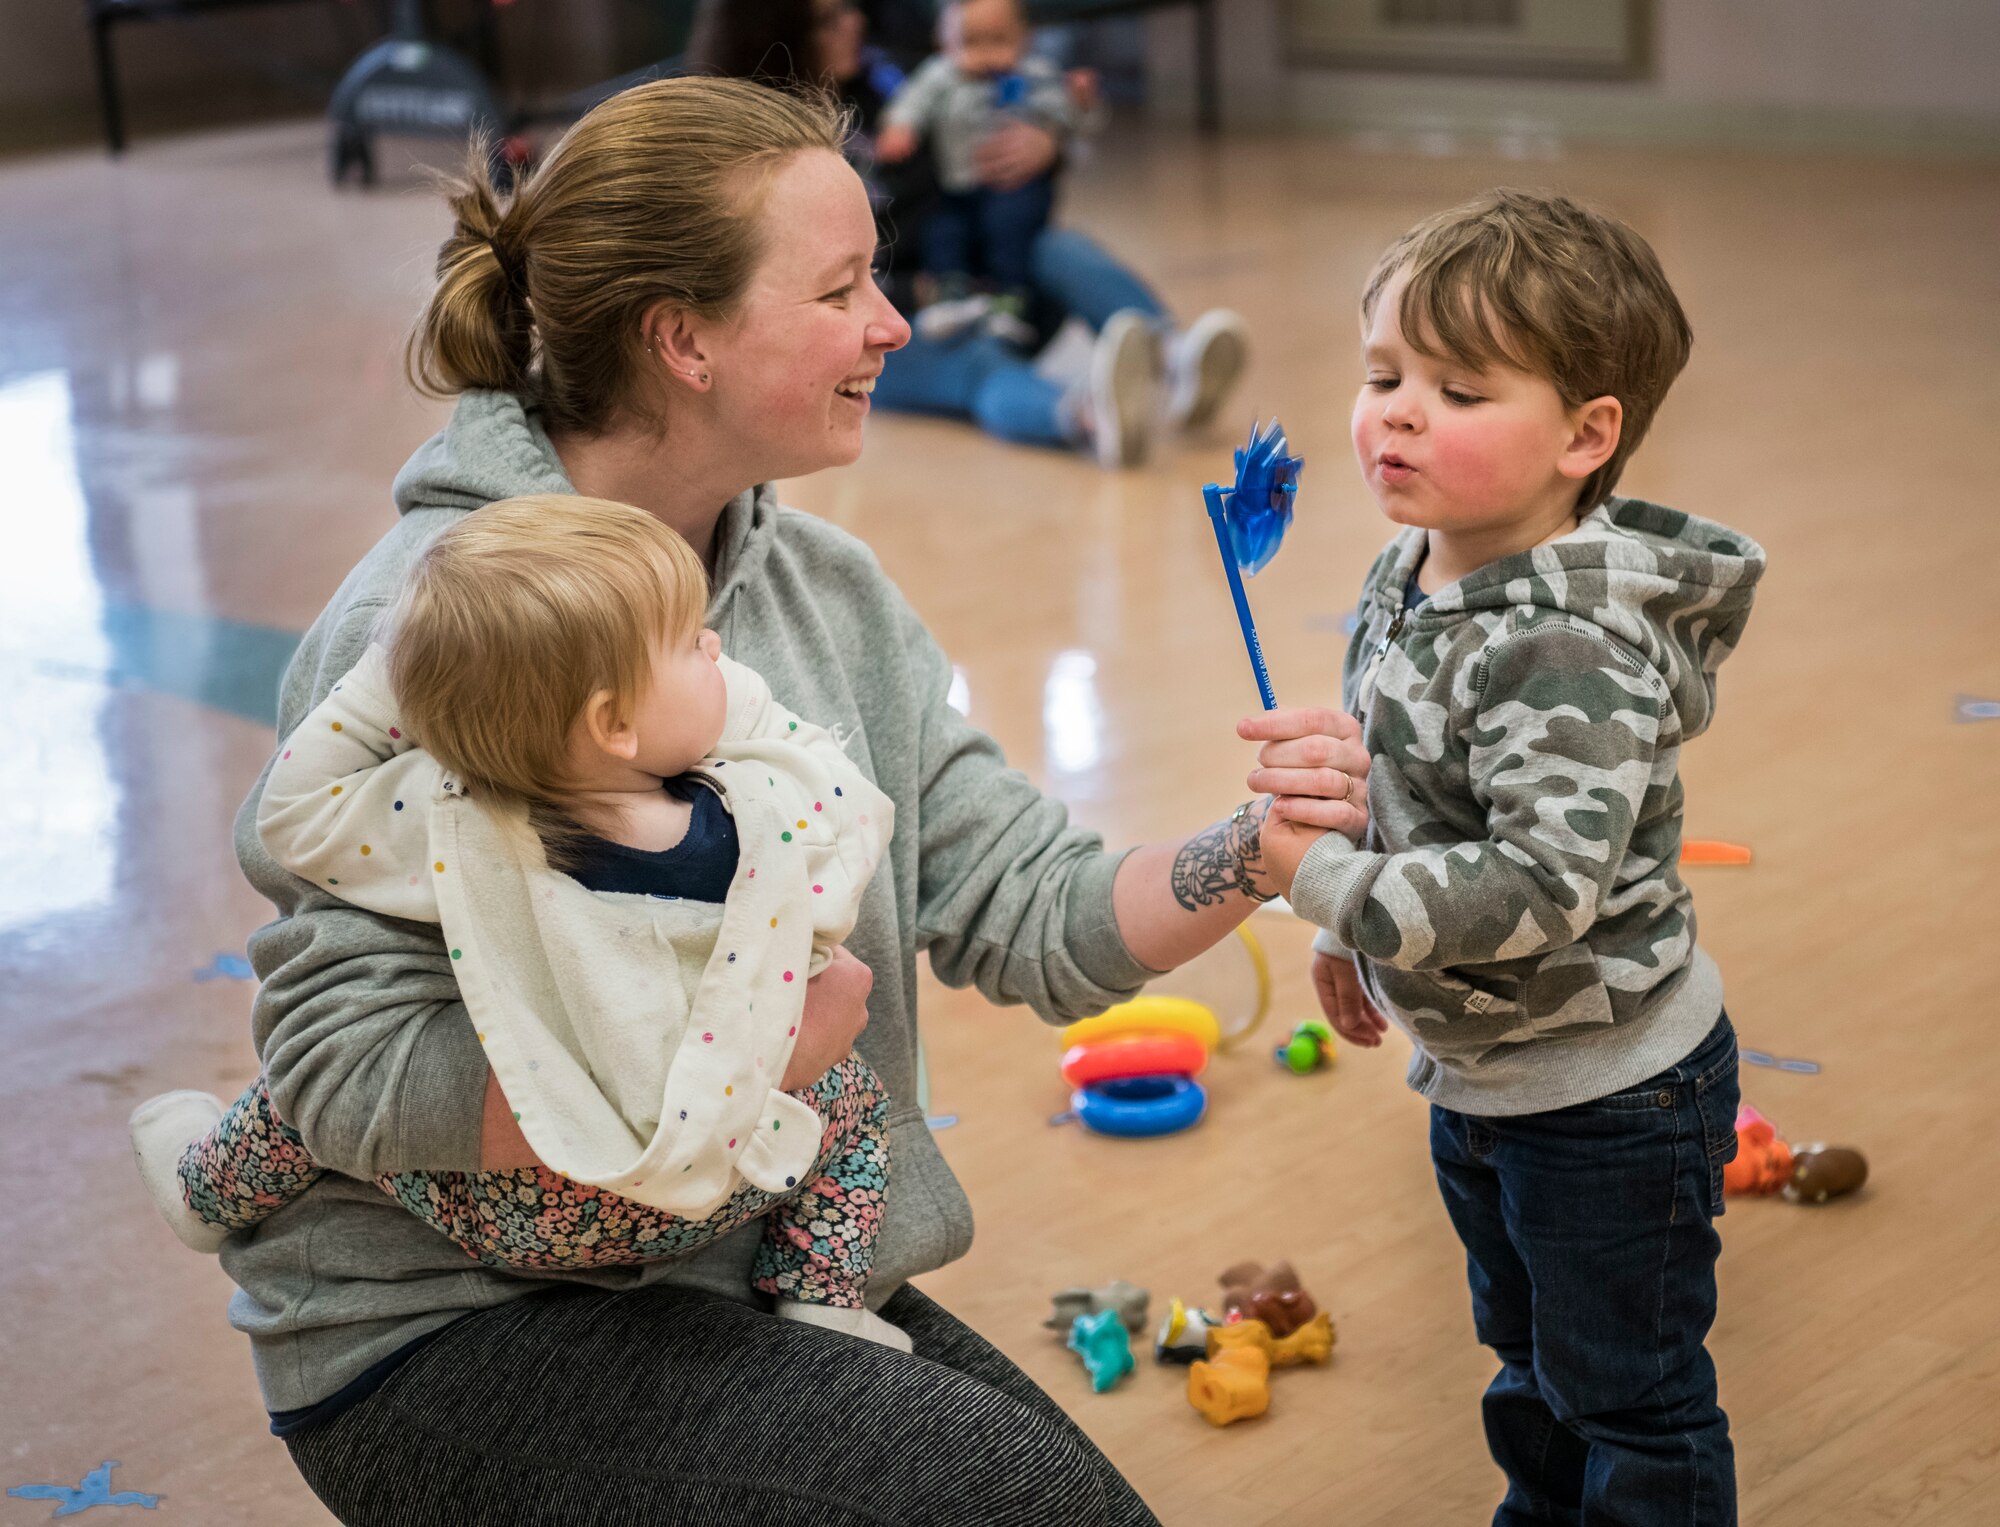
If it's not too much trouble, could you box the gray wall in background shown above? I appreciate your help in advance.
[1145,0,2000,153]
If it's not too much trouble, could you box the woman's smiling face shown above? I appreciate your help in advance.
[701,148,909,480]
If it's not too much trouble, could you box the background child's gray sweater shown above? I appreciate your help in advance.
[221,391,1152,1410]
[1293,500,1764,1116]
[882,53,1075,192]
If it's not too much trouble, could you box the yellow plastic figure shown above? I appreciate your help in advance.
[1208,1311,1336,1368]
[1187,1344,1271,1427]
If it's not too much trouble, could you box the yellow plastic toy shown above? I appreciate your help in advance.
[1208,1312,1336,1368]
[1187,1344,1271,1427]
[1061,996,1222,1053]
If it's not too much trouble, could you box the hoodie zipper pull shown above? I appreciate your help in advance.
[1357,607,1407,715]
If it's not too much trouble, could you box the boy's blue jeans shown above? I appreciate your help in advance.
[1431,1013,1740,1527]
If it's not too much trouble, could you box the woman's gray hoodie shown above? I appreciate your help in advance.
[222,392,1152,1410]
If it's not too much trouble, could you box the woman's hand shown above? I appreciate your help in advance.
[780,945,874,1092]
[1238,706,1370,840]
[973,119,1061,191]
[1312,951,1390,1048]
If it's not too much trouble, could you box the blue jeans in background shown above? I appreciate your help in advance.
[874,226,1170,448]
[1431,1013,1740,1527]
[925,175,1056,292]
[1029,225,1166,329]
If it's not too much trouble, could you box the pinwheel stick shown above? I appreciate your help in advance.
[1204,483,1278,711]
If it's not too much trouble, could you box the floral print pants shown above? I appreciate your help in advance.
[178,1059,890,1308]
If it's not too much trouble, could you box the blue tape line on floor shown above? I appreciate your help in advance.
[8,1461,161,1515]
[193,952,253,982]
[1740,1048,1821,1074]
[1954,695,2000,723]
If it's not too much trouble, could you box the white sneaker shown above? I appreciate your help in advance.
[1081,308,1163,470]
[775,1299,915,1353]
[914,294,993,342]
[128,1090,230,1254]
[1164,307,1249,433]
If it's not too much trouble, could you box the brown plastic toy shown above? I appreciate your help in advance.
[1187,1344,1271,1427]
[1209,1311,1336,1368]
[1217,1260,1317,1337]
[1785,1144,1869,1203]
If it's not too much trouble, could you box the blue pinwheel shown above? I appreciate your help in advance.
[1203,418,1303,710]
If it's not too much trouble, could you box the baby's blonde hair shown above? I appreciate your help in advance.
[384,494,709,819]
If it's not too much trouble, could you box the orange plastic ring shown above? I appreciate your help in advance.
[1060,1032,1210,1088]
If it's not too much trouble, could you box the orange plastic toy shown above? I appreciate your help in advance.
[1682,840,1753,866]
[1723,1105,1794,1194]
[1187,1344,1271,1427]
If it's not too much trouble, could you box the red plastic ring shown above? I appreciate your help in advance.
[1060,1032,1209,1089]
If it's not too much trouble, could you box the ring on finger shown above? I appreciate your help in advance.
[1336,769,1351,803]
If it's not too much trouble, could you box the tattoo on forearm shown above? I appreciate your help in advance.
[1171,801,1276,911]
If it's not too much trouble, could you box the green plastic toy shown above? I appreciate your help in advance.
[1276,1019,1335,1076]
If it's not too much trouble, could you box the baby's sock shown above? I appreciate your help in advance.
[775,1298,914,1353]
[128,1090,230,1254]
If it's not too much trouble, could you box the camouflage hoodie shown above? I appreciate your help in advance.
[1291,498,1764,1115]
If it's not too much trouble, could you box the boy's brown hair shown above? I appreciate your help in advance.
[382,495,709,824]
[1362,189,1693,511]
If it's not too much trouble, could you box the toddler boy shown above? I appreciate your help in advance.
[1296,189,1763,1526]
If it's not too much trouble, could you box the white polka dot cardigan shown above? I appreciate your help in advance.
[256,644,895,1216]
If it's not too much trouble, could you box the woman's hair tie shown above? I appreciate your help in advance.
[489,237,529,304]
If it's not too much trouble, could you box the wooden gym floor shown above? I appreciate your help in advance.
[0,118,1996,1524]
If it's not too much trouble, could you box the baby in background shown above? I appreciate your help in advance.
[129,494,909,1350]
[876,0,1085,343]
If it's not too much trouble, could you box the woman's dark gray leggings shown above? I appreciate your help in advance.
[285,1283,1161,1526]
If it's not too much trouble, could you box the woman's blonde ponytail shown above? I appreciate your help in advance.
[408,155,534,398]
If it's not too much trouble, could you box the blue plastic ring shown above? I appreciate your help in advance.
[1072,1075,1208,1139]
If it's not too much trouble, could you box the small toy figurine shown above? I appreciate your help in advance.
[1188,1345,1271,1426]
[1723,1104,1869,1204]
[1154,1297,1223,1365]
[1218,1260,1318,1338]
[1045,1279,1151,1336]
[1208,1311,1336,1368]
[1067,1309,1136,1393]
[1275,1019,1335,1075]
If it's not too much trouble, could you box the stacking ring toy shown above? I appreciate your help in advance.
[1061,997,1221,1053]
[1061,1033,1208,1088]
[1072,1076,1208,1138]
